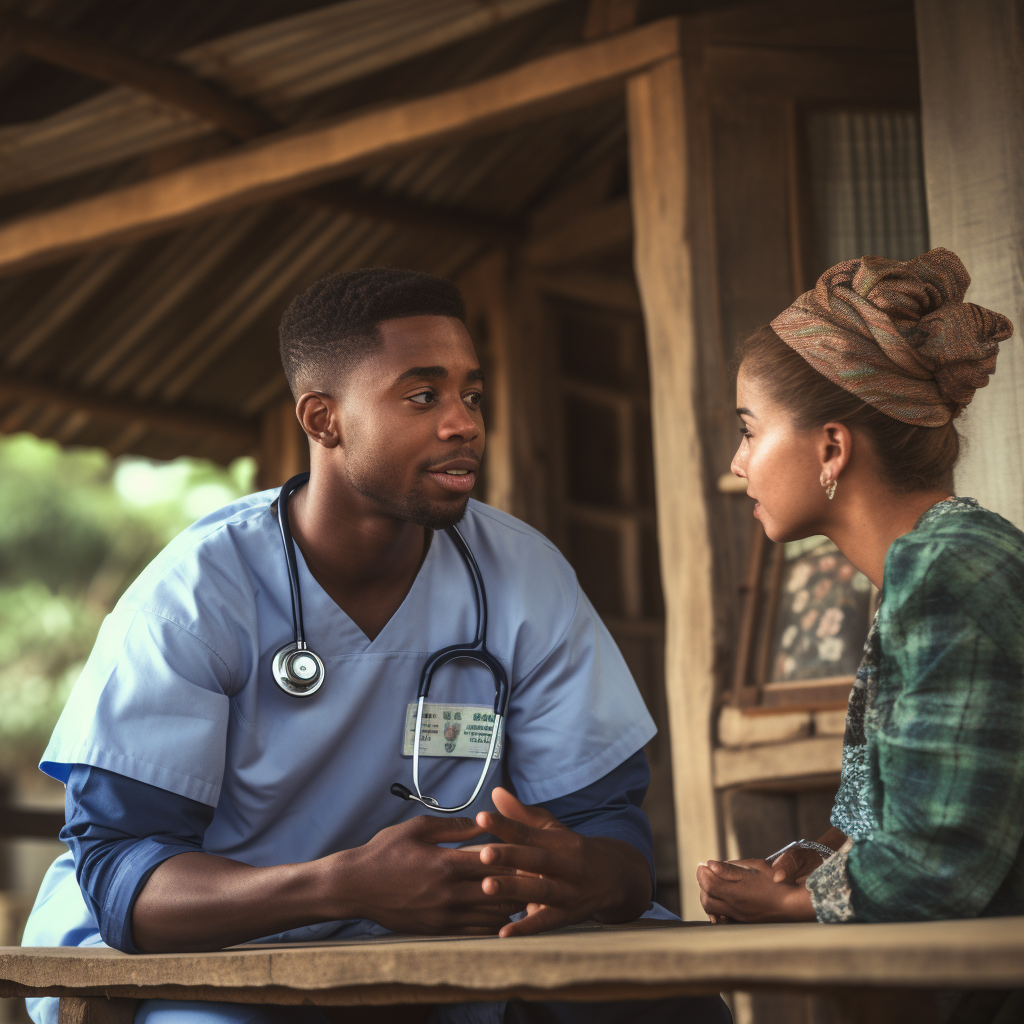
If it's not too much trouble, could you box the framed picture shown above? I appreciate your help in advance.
[729,524,877,711]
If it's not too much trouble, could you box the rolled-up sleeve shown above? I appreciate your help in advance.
[539,748,655,888]
[62,764,214,952]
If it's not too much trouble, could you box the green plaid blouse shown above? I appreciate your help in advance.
[807,497,1024,924]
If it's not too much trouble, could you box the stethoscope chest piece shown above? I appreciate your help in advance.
[272,641,325,697]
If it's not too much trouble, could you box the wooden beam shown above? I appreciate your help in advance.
[627,53,718,920]
[0,373,258,445]
[524,198,632,266]
[0,11,275,140]
[303,183,523,245]
[0,19,681,278]
[458,251,516,514]
[714,736,844,789]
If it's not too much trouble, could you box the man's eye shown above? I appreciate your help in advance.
[464,392,483,408]
[409,392,436,405]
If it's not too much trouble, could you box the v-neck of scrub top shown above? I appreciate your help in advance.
[289,524,444,655]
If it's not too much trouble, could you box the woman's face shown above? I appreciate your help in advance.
[730,363,830,543]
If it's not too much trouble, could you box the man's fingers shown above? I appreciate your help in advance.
[444,849,519,880]
[480,872,565,908]
[406,815,484,844]
[479,842,550,877]
[475,809,544,848]
[490,787,558,829]
[498,905,568,938]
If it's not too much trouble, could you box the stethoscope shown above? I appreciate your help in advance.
[272,473,509,813]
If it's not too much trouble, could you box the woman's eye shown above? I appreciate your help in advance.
[739,426,752,439]
[409,391,436,405]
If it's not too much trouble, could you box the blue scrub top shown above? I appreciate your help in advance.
[38,492,656,866]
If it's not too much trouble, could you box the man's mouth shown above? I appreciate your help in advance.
[425,458,478,494]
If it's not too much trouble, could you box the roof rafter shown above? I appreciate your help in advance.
[0,18,681,277]
[0,372,258,445]
[0,10,275,140]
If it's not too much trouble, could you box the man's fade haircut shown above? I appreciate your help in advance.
[278,267,466,397]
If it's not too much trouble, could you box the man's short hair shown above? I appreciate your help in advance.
[278,268,466,397]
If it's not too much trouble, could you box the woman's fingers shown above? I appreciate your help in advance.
[698,892,736,918]
[770,850,800,883]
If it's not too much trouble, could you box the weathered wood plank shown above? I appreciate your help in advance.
[58,996,138,1024]
[3,918,1024,1002]
[0,20,680,278]
[714,735,843,789]
[627,53,718,920]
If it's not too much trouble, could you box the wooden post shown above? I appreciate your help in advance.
[58,997,138,1024]
[256,398,308,491]
[458,251,515,515]
[627,54,719,918]
[915,0,1024,529]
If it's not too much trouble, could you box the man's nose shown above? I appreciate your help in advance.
[438,398,479,440]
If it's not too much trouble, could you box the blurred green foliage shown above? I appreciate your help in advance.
[0,434,255,766]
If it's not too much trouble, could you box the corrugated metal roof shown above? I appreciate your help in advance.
[0,0,636,464]
[0,0,564,196]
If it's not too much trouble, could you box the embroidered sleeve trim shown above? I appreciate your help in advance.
[806,837,856,923]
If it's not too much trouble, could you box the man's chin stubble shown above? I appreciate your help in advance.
[347,466,469,530]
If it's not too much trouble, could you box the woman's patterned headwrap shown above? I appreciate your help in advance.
[770,248,1014,427]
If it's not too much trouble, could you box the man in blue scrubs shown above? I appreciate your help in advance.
[23,269,730,1024]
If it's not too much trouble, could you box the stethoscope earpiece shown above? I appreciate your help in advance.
[272,640,325,697]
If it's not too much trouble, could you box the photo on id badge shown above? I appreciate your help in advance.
[402,702,504,759]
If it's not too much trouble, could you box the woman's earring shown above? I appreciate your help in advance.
[820,472,837,500]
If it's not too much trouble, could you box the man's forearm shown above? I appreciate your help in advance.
[131,849,353,952]
[589,837,653,923]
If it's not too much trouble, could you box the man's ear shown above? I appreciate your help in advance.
[819,421,852,486]
[295,392,341,449]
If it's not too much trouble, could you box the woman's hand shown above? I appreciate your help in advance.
[768,846,824,885]
[473,787,652,937]
[696,858,816,924]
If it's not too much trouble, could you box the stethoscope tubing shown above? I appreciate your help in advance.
[273,473,508,813]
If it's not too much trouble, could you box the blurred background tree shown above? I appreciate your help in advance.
[0,434,255,773]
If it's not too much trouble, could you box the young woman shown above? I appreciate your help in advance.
[697,248,1023,941]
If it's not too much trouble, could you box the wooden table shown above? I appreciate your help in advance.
[2,918,1023,1024]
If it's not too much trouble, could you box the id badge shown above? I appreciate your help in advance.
[402,702,503,759]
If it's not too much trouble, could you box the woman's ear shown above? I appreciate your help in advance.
[819,421,852,490]
[295,392,341,449]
